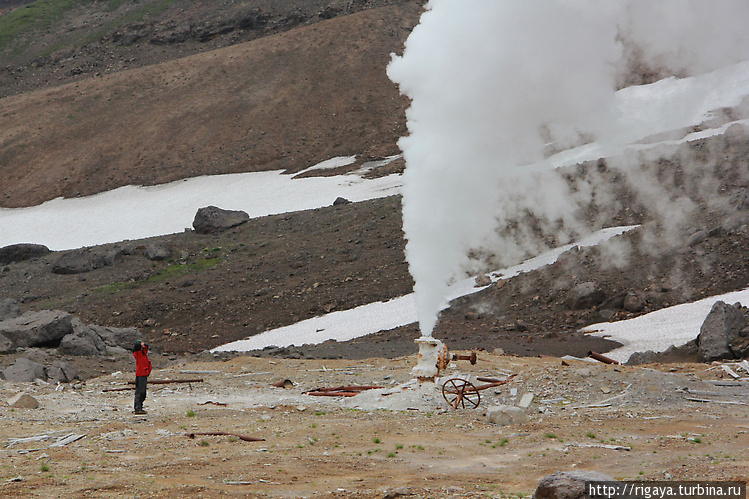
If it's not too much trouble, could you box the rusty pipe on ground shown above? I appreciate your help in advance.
[588,351,619,365]
[304,385,382,397]
[127,378,204,385]
[452,351,478,365]
[186,431,264,442]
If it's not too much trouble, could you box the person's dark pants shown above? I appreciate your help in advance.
[134,376,148,411]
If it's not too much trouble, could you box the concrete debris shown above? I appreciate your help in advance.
[518,392,535,408]
[49,434,86,447]
[485,405,529,426]
[565,442,632,451]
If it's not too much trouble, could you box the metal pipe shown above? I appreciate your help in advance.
[127,378,204,385]
[186,431,264,442]
[452,351,478,365]
[588,351,619,365]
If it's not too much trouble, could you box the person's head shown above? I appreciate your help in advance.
[133,341,143,353]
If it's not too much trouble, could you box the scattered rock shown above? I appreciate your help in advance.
[383,486,413,498]
[0,243,50,265]
[622,293,644,313]
[319,6,341,19]
[145,243,171,261]
[51,249,107,274]
[625,350,659,365]
[533,470,616,499]
[104,248,126,266]
[485,405,529,426]
[332,196,351,206]
[6,392,40,409]
[474,274,492,287]
[2,358,47,382]
[192,206,249,234]
[697,301,746,362]
[687,230,707,247]
[566,282,605,310]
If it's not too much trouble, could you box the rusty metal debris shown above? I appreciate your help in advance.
[452,351,478,365]
[442,374,517,409]
[198,401,227,406]
[588,351,619,365]
[129,378,204,385]
[186,432,265,442]
[103,378,204,392]
[304,385,382,397]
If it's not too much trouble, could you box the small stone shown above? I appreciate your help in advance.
[7,392,40,409]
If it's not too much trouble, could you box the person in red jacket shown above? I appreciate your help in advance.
[133,341,152,414]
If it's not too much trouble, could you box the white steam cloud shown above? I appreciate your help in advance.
[388,0,749,336]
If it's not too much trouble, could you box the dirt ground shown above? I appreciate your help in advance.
[1,352,747,498]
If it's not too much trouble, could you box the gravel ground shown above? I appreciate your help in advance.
[1,353,747,498]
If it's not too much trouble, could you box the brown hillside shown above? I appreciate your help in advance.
[0,2,421,208]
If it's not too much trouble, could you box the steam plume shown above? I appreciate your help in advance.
[388,0,749,336]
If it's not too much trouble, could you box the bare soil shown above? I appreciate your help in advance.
[1,354,747,498]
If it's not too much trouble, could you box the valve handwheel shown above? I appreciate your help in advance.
[441,378,480,409]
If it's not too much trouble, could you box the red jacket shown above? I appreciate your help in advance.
[134,345,152,377]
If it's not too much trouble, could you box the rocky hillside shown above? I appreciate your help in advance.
[0,0,421,208]
[2,0,749,373]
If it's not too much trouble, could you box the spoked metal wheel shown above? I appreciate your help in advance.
[442,378,480,409]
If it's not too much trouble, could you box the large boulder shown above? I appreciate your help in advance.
[52,249,107,274]
[697,301,747,362]
[0,243,50,265]
[58,318,108,356]
[48,361,79,383]
[2,358,47,382]
[0,310,73,349]
[533,471,616,499]
[192,205,249,234]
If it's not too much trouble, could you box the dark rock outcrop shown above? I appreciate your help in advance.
[697,301,747,362]
[192,205,250,234]
[0,243,50,265]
